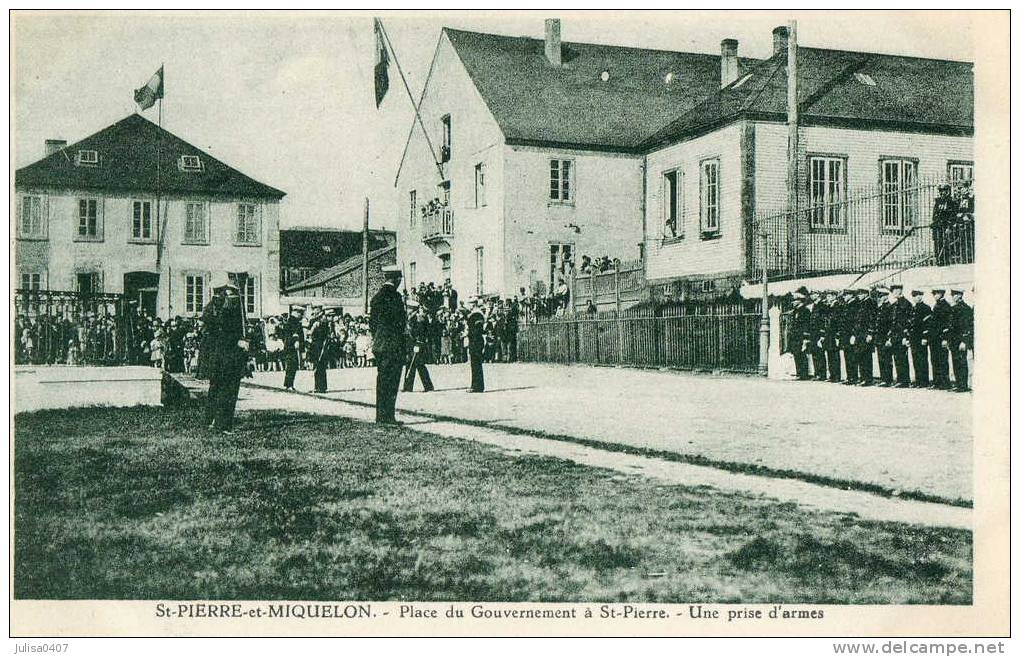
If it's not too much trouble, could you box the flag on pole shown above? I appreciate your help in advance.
[373,19,390,107]
[134,65,164,110]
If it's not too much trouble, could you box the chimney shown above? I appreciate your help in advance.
[720,38,739,87]
[772,26,789,57]
[545,19,562,67]
[45,139,67,157]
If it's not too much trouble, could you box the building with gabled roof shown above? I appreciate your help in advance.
[280,245,398,313]
[394,20,973,302]
[15,113,286,318]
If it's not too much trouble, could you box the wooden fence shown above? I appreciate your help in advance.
[517,311,762,373]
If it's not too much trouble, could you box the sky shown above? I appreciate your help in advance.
[12,10,975,233]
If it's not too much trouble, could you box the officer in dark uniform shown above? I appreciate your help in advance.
[929,288,953,389]
[402,300,435,393]
[467,298,486,392]
[853,287,877,386]
[307,307,330,393]
[370,266,407,424]
[202,283,248,434]
[808,290,828,381]
[837,289,857,385]
[788,287,812,381]
[948,289,973,392]
[873,286,895,387]
[908,290,932,388]
[282,306,304,391]
[931,185,957,266]
[888,284,913,388]
[822,290,842,382]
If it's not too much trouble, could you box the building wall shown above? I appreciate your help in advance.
[14,187,282,317]
[642,122,745,283]
[502,145,644,297]
[395,32,506,299]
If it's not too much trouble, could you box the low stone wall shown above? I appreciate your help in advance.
[14,366,162,413]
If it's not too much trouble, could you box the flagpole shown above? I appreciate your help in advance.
[377,19,445,182]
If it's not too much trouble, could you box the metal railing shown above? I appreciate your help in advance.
[748,179,975,282]
[422,207,454,242]
[14,289,131,365]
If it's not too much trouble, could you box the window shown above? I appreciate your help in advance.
[77,198,101,240]
[179,155,203,171]
[549,243,573,288]
[184,202,209,244]
[662,169,684,238]
[235,203,260,245]
[475,246,484,295]
[76,150,99,166]
[409,190,417,228]
[440,115,451,162]
[132,200,154,241]
[18,195,45,238]
[550,159,574,203]
[474,162,486,207]
[76,271,101,294]
[241,277,257,315]
[699,158,720,234]
[948,161,974,183]
[808,156,846,230]
[185,274,207,314]
[409,262,416,288]
[881,158,918,232]
[19,271,44,291]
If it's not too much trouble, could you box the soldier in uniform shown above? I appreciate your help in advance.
[202,282,249,434]
[873,286,895,387]
[931,184,957,266]
[467,298,486,392]
[821,290,842,382]
[837,289,858,385]
[929,288,953,390]
[888,284,913,388]
[948,289,973,392]
[307,307,330,394]
[282,306,304,391]
[788,287,812,381]
[853,287,877,386]
[370,266,407,424]
[908,290,932,388]
[808,290,828,381]
[402,300,435,393]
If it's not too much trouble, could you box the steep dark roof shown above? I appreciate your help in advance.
[280,228,395,269]
[284,245,397,293]
[444,28,750,152]
[642,48,974,148]
[15,113,285,199]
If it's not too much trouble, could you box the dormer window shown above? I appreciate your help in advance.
[76,150,99,167]
[854,72,877,86]
[179,155,203,171]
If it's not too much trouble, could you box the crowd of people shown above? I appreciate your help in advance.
[14,310,122,365]
[931,179,975,266]
[785,283,974,392]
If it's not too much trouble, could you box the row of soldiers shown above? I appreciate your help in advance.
[787,284,973,392]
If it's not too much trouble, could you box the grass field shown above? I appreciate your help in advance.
[13,405,972,603]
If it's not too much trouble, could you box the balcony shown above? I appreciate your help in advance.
[421,207,454,247]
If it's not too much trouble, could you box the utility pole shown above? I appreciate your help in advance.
[786,20,799,276]
[362,197,370,315]
[759,230,770,376]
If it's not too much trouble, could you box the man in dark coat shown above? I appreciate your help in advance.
[931,185,957,266]
[908,290,932,388]
[787,287,812,381]
[888,284,913,388]
[808,290,829,382]
[853,287,877,386]
[948,289,973,392]
[821,290,842,383]
[307,307,330,393]
[837,289,858,385]
[467,298,486,392]
[874,287,895,387]
[370,266,407,424]
[402,301,435,393]
[202,284,248,433]
[282,306,304,391]
[929,288,953,389]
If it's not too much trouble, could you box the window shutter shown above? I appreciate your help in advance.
[15,195,22,236]
[42,196,49,239]
[658,174,665,237]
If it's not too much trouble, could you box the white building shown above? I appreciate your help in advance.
[15,113,286,318]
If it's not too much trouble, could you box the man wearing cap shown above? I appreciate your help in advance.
[787,287,812,381]
[853,287,877,386]
[307,307,330,393]
[837,289,858,385]
[467,297,486,392]
[908,290,932,388]
[281,306,304,391]
[931,184,957,267]
[402,300,435,393]
[821,290,843,383]
[888,284,913,388]
[202,282,248,434]
[873,286,895,387]
[948,289,973,392]
[370,266,407,424]
[929,289,953,389]
[808,290,828,382]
